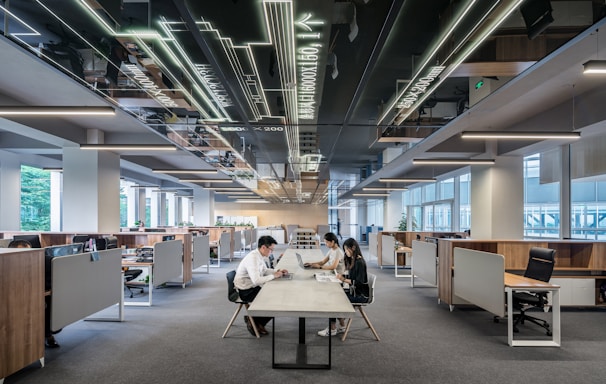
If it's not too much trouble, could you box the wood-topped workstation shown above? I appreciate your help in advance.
[435,238,606,307]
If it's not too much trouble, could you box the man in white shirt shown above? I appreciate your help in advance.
[234,236,288,336]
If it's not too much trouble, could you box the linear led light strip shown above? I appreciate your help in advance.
[412,158,495,165]
[0,5,40,37]
[196,20,267,121]
[461,131,581,139]
[77,1,230,124]
[75,3,242,157]
[377,0,479,125]
[127,31,226,122]
[264,1,300,162]
[156,19,230,120]
[393,0,523,126]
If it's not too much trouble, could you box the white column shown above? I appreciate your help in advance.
[385,191,403,231]
[471,156,524,239]
[193,187,214,226]
[62,148,121,233]
[50,171,62,231]
[0,152,21,230]
[150,190,159,227]
[167,192,176,226]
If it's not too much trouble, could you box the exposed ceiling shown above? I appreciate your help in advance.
[0,0,604,205]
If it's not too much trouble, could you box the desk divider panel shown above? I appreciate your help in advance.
[412,240,438,285]
[233,230,242,252]
[453,247,505,317]
[381,235,396,266]
[51,249,123,331]
[218,232,231,259]
[153,239,183,286]
[368,232,378,263]
[192,235,210,270]
[251,228,258,248]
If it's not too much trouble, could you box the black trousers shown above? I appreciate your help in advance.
[238,286,272,326]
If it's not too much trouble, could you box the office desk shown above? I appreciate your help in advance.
[122,260,153,306]
[394,246,413,278]
[247,249,355,369]
[505,272,560,347]
[453,248,561,347]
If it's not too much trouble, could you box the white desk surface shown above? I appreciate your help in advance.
[247,248,355,318]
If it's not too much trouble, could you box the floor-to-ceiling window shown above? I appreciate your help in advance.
[523,151,561,238]
[570,137,606,240]
[20,165,51,231]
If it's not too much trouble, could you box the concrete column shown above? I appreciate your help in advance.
[0,152,21,230]
[62,147,120,233]
[193,187,214,226]
[471,156,524,239]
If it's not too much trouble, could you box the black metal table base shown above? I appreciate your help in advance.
[271,318,332,369]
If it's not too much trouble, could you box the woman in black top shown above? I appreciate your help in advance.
[317,237,369,337]
[338,238,369,303]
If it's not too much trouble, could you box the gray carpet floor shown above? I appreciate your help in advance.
[5,245,606,384]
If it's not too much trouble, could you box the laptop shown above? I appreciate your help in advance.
[296,253,312,269]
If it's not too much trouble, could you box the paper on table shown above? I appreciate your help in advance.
[314,272,340,283]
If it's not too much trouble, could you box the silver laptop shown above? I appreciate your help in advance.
[296,253,312,269]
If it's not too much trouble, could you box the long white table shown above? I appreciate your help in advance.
[247,248,355,369]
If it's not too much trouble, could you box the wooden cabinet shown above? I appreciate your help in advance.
[437,239,606,307]
[1,248,45,381]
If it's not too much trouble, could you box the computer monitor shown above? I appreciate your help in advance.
[93,236,118,250]
[162,235,175,241]
[0,239,12,247]
[44,243,85,258]
[13,234,42,248]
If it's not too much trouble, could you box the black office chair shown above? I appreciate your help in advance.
[512,247,556,335]
[123,267,144,298]
[222,270,260,338]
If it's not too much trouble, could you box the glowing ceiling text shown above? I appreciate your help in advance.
[194,64,234,108]
[124,63,179,108]
[396,66,445,110]
[296,13,324,121]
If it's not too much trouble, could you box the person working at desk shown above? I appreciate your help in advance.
[306,232,345,274]
[317,237,369,337]
[234,235,289,336]
[8,240,60,348]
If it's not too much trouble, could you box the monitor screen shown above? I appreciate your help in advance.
[45,243,84,258]
[13,234,42,248]
[162,235,175,241]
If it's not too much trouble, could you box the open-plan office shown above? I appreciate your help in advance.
[1,1,606,383]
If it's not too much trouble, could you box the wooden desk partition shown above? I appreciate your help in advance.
[1,248,45,381]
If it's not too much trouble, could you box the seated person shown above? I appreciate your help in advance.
[234,236,288,336]
[306,232,345,274]
[318,238,369,337]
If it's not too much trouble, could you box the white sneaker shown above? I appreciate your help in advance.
[317,327,337,337]
[336,325,346,334]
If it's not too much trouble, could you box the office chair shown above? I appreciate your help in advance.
[222,270,260,338]
[123,267,144,298]
[512,247,556,335]
[342,273,380,341]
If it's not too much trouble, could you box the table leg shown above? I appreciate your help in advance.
[271,318,332,369]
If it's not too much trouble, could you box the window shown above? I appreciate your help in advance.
[523,152,560,238]
[20,165,51,231]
